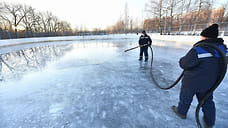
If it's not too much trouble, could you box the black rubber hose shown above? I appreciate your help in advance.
[149,43,227,128]
[125,42,227,127]
[149,46,184,90]
[194,43,227,128]
[150,43,227,128]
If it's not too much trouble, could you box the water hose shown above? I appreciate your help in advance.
[124,44,148,52]
[149,45,184,89]
[194,43,227,128]
[149,43,227,128]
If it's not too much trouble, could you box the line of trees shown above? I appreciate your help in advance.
[105,2,143,34]
[144,0,228,35]
[0,2,146,39]
[1,1,228,39]
[0,2,74,39]
[0,2,142,39]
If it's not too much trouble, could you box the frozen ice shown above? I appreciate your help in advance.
[0,34,227,128]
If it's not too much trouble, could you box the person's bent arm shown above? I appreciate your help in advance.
[179,49,199,70]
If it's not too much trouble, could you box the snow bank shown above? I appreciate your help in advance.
[149,33,228,45]
[0,34,138,47]
[1,34,227,48]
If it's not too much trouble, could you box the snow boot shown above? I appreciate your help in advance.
[139,57,142,61]
[171,106,186,119]
[145,57,148,62]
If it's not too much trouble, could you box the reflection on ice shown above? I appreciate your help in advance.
[0,44,73,82]
[0,41,133,83]
[49,103,65,118]
[55,42,119,68]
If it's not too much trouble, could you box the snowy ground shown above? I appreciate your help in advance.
[0,34,227,128]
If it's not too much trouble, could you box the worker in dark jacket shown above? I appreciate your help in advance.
[138,30,152,62]
[171,24,228,128]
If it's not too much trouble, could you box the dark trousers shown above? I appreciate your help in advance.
[139,47,148,60]
[177,87,215,127]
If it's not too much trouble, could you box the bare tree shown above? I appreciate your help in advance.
[132,17,142,33]
[59,21,71,33]
[1,3,31,37]
[146,0,164,35]
[222,1,228,22]
[37,11,52,33]
[0,3,12,31]
[35,12,47,32]
[50,15,59,33]
[21,5,35,31]
[177,0,192,34]
[0,19,10,30]
[192,0,213,34]
[124,2,129,33]
[164,0,180,34]
[129,18,133,32]
[107,16,125,33]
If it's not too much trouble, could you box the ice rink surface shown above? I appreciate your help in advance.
[0,34,227,128]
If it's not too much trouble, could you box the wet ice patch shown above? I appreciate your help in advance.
[149,108,161,119]
[118,100,128,108]
[101,111,106,119]
[49,103,65,119]
[0,35,227,128]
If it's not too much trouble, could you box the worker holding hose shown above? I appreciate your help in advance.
[138,30,152,62]
[171,24,227,128]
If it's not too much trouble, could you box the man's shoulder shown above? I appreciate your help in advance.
[145,34,151,38]
[139,35,145,38]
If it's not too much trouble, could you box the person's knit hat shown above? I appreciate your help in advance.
[200,24,219,38]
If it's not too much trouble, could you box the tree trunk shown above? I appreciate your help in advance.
[178,0,192,34]
[192,0,202,35]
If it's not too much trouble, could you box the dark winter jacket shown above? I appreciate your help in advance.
[180,38,228,92]
[138,34,152,47]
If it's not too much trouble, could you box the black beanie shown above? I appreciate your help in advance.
[142,30,146,34]
[200,24,219,38]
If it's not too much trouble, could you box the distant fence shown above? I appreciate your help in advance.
[0,29,108,40]
[1,23,228,39]
[0,29,76,39]
[146,22,228,36]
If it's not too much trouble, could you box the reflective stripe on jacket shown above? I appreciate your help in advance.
[180,38,227,92]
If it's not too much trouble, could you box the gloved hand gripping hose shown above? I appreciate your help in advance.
[149,43,227,128]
